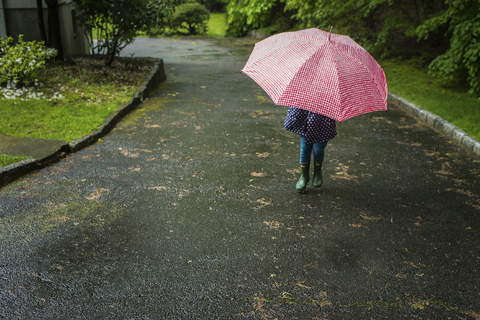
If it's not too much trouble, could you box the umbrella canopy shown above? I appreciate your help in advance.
[241,28,388,122]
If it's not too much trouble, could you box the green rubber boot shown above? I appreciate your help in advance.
[313,160,323,188]
[296,163,310,192]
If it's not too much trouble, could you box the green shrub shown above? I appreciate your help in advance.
[148,27,166,37]
[226,0,295,37]
[0,35,57,87]
[172,3,210,35]
[74,0,177,67]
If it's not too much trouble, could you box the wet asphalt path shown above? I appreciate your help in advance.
[1,37,480,319]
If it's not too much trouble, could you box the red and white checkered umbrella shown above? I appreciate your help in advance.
[241,28,388,122]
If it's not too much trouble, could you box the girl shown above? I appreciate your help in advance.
[284,107,337,192]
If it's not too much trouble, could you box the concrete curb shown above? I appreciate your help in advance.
[388,92,480,158]
[0,58,166,187]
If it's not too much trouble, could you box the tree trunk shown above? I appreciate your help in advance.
[106,39,118,67]
[44,0,64,60]
[36,0,47,42]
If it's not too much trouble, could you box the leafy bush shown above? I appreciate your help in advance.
[226,0,295,37]
[225,0,249,37]
[0,35,57,87]
[172,3,210,35]
[146,0,179,37]
[148,27,167,37]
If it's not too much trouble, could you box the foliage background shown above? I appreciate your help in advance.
[226,0,480,95]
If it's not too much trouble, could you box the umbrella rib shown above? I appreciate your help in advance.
[243,38,328,105]
[278,40,342,117]
[329,40,388,107]
[244,33,326,67]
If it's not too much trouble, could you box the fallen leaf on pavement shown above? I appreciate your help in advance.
[251,172,267,177]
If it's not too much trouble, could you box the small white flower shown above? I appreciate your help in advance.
[15,58,22,63]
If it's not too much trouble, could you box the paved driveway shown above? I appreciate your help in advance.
[1,37,480,319]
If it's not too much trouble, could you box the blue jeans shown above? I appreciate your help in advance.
[300,136,328,164]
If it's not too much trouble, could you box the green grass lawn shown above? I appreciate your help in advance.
[380,58,480,140]
[0,89,131,142]
[207,13,227,37]
[0,154,31,167]
[0,58,151,142]
[0,57,152,167]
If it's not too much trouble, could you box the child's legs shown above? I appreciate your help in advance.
[312,141,328,162]
[299,136,312,164]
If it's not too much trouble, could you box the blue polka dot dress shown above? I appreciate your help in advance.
[284,107,337,144]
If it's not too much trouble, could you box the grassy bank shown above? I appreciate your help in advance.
[0,56,152,167]
[0,154,31,167]
[0,57,152,142]
[381,58,480,140]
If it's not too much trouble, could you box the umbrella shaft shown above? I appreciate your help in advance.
[303,111,311,133]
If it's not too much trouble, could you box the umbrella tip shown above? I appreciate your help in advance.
[328,26,333,40]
